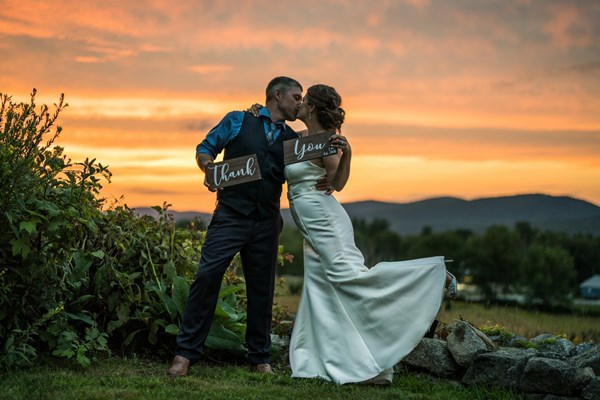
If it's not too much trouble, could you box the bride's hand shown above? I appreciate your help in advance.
[329,133,351,153]
[246,103,263,117]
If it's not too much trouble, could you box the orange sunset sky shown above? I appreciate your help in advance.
[1,0,599,213]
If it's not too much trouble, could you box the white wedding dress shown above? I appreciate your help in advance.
[285,161,447,385]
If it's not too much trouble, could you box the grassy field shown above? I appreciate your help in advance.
[0,356,525,400]
[1,293,597,399]
[437,301,600,344]
[275,294,600,344]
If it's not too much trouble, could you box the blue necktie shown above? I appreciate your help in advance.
[267,122,282,145]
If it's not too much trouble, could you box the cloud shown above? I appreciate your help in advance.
[347,123,600,164]
[542,2,597,49]
[188,64,234,74]
[75,56,105,64]
[1,0,599,209]
[557,60,600,76]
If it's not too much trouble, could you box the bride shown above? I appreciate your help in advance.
[281,84,457,385]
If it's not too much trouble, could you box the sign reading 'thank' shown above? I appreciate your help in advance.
[204,154,262,189]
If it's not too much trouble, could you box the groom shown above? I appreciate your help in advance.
[167,76,303,377]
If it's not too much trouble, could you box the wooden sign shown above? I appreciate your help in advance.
[283,131,338,165]
[204,154,262,189]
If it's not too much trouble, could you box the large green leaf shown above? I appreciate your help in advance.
[71,250,93,277]
[205,323,245,354]
[64,312,94,325]
[148,285,177,319]
[171,276,189,318]
[214,300,242,321]
[19,217,40,234]
[218,283,245,299]
[163,260,177,281]
[91,250,105,259]
[10,237,30,258]
[148,319,167,345]
[165,324,179,335]
[123,329,142,347]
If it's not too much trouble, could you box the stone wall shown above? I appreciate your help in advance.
[401,320,600,400]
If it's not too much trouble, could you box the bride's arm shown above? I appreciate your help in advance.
[322,135,352,191]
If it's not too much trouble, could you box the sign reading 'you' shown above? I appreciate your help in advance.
[204,154,262,190]
[283,131,338,165]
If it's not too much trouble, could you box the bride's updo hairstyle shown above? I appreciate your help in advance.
[305,84,346,132]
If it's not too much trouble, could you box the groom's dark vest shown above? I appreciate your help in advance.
[216,112,298,217]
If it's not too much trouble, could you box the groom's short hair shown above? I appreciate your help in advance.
[266,76,302,102]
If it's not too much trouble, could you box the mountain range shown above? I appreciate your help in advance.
[134,194,600,236]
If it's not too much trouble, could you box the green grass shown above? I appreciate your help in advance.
[0,356,525,400]
[3,299,596,400]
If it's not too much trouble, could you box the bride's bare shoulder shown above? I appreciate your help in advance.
[297,128,308,137]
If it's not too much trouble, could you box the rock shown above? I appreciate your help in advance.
[446,320,496,367]
[520,357,570,395]
[401,338,461,377]
[509,335,529,348]
[538,351,568,360]
[581,377,600,400]
[369,321,598,399]
[531,334,556,342]
[572,367,596,393]
[520,357,594,396]
[575,342,596,356]
[462,347,538,390]
[530,335,576,357]
[570,345,600,375]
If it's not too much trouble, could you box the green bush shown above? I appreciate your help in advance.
[0,89,111,368]
[0,90,292,370]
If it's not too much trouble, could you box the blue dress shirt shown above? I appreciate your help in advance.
[196,108,285,158]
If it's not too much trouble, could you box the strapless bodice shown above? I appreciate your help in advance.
[285,161,327,199]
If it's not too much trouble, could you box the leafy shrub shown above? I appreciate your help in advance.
[0,90,293,370]
[1,89,111,368]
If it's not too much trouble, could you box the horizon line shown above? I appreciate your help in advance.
[128,192,600,214]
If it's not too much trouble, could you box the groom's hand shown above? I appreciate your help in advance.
[204,174,218,192]
[197,153,219,192]
[316,177,334,195]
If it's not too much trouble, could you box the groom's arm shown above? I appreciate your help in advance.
[315,177,335,195]
[195,111,244,191]
[196,153,214,173]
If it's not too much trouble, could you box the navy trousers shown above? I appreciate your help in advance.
[175,205,282,365]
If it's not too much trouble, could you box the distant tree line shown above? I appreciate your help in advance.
[278,218,600,308]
